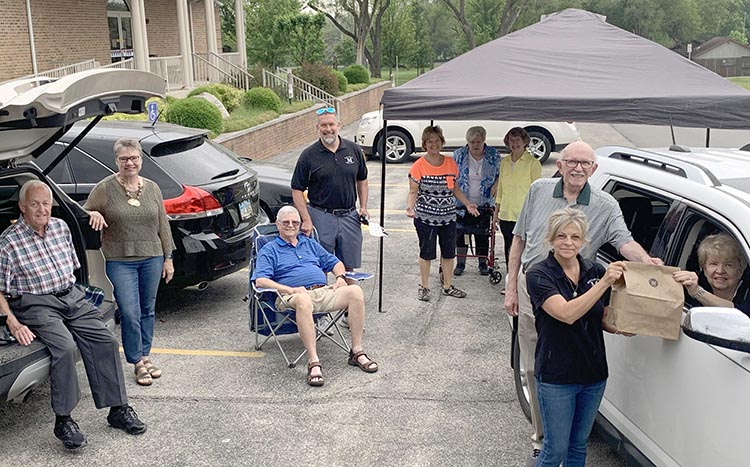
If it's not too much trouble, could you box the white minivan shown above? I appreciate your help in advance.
[510,145,750,467]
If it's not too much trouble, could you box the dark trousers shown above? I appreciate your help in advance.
[456,210,491,260]
[499,220,516,269]
[9,286,127,415]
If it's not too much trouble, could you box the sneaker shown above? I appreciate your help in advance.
[54,417,86,449]
[525,448,541,467]
[418,285,430,302]
[453,263,465,276]
[317,315,334,335]
[478,262,490,276]
[442,285,467,298]
[107,405,147,435]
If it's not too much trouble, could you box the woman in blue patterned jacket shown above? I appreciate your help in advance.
[453,126,500,276]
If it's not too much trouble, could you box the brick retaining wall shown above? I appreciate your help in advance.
[216,81,391,160]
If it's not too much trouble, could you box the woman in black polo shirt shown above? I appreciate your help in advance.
[526,207,628,467]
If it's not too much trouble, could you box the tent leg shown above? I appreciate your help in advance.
[705,128,710,147]
[378,116,388,313]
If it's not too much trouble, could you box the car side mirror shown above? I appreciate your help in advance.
[682,307,750,353]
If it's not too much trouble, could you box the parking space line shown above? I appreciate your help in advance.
[120,347,265,358]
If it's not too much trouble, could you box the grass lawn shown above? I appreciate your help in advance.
[728,76,750,89]
[379,67,423,86]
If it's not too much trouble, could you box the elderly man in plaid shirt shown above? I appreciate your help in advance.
[0,180,146,449]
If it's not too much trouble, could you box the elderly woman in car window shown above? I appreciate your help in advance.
[452,126,500,276]
[673,232,750,317]
[85,137,175,386]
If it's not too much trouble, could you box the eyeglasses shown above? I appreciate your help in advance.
[562,159,594,169]
[117,155,141,164]
[316,107,336,115]
[278,220,301,227]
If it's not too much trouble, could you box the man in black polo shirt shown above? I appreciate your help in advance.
[292,107,369,273]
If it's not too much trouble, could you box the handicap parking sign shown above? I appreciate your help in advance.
[147,102,158,123]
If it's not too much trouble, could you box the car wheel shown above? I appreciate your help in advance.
[526,131,552,164]
[513,333,532,421]
[378,129,413,163]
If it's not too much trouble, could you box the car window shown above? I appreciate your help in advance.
[148,138,248,186]
[35,143,73,183]
[598,182,672,260]
[67,148,113,184]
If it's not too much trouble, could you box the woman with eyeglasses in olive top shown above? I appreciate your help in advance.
[494,127,542,271]
[85,137,175,386]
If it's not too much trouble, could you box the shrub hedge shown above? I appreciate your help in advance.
[243,87,282,112]
[343,64,370,85]
[187,83,243,112]
[296,63,338,96]
[332,70,348,94]
[164,98,223,134]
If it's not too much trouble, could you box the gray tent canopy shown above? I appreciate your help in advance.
[381,8,750,129]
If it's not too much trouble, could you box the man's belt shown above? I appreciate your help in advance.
[306,284,326,290]
[311,204,356,216]
[53,287,73,298]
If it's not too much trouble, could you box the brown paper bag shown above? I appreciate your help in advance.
[605,262,684,340]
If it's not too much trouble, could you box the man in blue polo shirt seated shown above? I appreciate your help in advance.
[252,206,378,387]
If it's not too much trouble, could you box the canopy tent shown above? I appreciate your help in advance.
[381,8,750,128]
[374,9,750,312]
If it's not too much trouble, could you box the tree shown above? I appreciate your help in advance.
[440,0,475,49]
[277,13,327,65]
[219,0,237,50]
[410,0,435,73]
[308,0,390,76]
[381,0,416,72]
[245,0,301,67]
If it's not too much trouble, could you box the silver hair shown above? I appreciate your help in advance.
[465,126,487,142]
[698,232,747,271]
[545,207,589,245]
[276,205,301,221]
[19,180,52,203]
[113,137,142,158]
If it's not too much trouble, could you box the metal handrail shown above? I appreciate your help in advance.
[13,58,98,81]
[262,69,343,111]
[149,55,184,90]
[193,53,252,91]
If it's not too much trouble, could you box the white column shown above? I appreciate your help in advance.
[234,0,247,70]
[176,0,194,87]
[130,0,150,71]
[204,0,218,56]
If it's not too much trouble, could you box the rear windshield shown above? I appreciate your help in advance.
[147,137,251,186]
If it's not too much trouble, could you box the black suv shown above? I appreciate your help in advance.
[34,121,270,289]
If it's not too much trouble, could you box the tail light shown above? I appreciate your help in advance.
[163,185,224,220]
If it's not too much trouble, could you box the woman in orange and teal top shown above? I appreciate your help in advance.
[495,127,542,269]
[406,126,479,302]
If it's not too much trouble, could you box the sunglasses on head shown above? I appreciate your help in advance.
[316,107,336,115]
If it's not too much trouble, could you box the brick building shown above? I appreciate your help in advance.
[0,0,243,86]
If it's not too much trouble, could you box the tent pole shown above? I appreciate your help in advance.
[378,114,388,313]
[669,117,676,145]
[705,128,710,147]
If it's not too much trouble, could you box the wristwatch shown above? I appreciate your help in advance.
[336,274,347,281]
[165,253,174,260]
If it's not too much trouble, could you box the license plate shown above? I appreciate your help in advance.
[238,199,254,220]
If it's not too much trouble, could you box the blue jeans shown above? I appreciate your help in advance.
[535,378,606,467]
[107,256,164,364]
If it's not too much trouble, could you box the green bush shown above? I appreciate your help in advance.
[295,63,338,96]
[332,70,348,94]
[165,98,223,134]
[243,87,282,112]
[343,64,370,85]
[187,83,243,112]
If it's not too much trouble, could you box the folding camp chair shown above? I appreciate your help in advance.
[247,224,372,368]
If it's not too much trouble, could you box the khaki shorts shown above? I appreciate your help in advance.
[276,285,343,313]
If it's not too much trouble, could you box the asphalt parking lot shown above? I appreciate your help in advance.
[0,122,633,467]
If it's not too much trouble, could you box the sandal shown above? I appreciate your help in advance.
[134,363,152,386]
[348,350,378,373]
[442,285,467,298]
[307,361,324,387]
[142,358,162,379]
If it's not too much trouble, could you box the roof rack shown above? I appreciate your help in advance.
[606,150,721,186]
